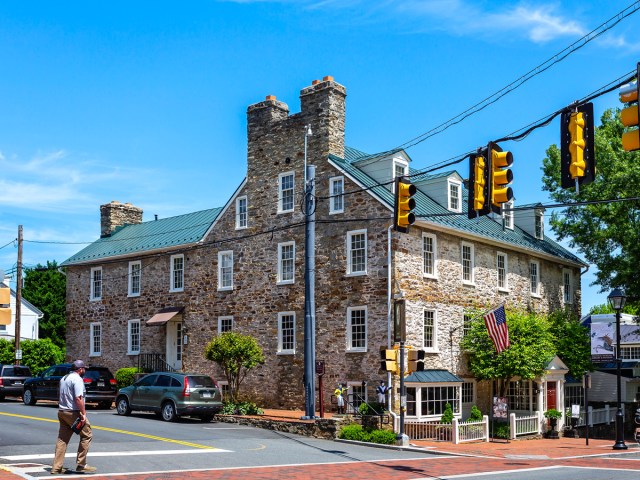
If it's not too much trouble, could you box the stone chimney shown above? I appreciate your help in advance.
[100,201,143,237]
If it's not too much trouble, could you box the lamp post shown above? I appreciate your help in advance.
[608,287,628,450]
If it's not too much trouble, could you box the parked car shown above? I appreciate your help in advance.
[22,363,117,409]
[0,364,32,400]
[115,372,222,422]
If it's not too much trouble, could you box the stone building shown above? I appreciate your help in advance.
[61,77,585,418]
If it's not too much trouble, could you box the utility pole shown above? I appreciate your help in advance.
[14,225,23,366]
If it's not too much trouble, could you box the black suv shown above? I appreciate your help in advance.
[23,364,117,409]
[0,364,32,400]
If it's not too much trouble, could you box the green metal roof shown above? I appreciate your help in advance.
[330,148,584,265]
[405,370,463,383]
[61,208,222,266]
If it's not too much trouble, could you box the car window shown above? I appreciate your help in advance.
[2,367,14,376]
[170,377,181,387]
[136,374,157,387]
[54,366,70,376]
[14,366,31,376]
[43,366,56,377]
[187,376,215,388]
[155,375,171,387]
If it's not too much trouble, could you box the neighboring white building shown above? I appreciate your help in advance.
[1,277,43,341]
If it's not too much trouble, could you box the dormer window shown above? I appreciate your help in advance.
[448,179,462,212]
[503,200,514,230]
[534,210,544,239]
[393,160,408,180]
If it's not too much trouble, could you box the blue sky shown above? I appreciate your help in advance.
[1,0,638,314]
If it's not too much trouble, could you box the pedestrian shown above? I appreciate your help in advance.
[334,383,348,415]
[51,360,96,474]
[376,380,388,405]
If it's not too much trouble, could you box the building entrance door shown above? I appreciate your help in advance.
[546,381,557,410]
[166,321,183,371]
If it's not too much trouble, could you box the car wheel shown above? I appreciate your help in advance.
[23,389,36,406]
[161,401,177,422]
[199,414,214,423]
[116,396,131,416]
[98,401,112,410]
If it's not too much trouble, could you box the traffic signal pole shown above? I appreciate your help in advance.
[14,225,22,366]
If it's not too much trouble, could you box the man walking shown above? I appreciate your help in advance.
[51,360,96,474]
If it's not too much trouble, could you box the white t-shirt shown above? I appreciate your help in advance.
[58,372,85,411]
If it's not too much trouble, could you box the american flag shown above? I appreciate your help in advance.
[484,305,510,353]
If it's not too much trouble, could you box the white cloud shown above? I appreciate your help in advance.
[490,5,585,43]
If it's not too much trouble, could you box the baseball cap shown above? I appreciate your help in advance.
[71,360,85,370]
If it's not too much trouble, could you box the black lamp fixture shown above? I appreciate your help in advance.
[608,287,627,450]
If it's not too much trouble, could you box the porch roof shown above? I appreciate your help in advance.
[404,370,463,383]
[146,306,183,326]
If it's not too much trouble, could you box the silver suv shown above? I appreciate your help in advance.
[0,365,31,400]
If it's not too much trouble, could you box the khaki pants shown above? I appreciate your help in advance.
[53,410,93,471]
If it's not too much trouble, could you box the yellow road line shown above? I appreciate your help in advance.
[0,412,218,450]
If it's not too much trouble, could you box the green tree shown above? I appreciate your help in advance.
[22,261,66,349]
[541,108,640,306]
[0,338,14,364]
[589,303,640,316]
[548,309,593,378]
[21,338,64,375]
[204,332,265,402]
[461,310,555,397]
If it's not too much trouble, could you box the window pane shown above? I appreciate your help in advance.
[462,245,472,281]
[349,233,366,273]
[350,309,366,349]
[280,314,295,351]
[423,310,435,348]
[280,174,294,211]
[423,236,434,276]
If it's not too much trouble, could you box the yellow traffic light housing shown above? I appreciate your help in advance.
[467,150,490,219]
[489,142,513,214]
[620,63,640,152]
[560,102,595,190]
[0,287,11,326]
[380,347,399,374]
[394,176,416,233]
[407,349,425,374]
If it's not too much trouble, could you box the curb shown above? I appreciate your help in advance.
[334,438,464,456]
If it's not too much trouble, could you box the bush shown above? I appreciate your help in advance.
[338,424,396,445]
[441,402,454,424]
[21,339,64,375]
[469,405,483,422]
[339,424,367,441]
[367,428,396,445]
[491,420,510,439]
[220,401,263,415]
[115,367,143,389]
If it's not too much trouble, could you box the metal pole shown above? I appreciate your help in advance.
[319,374,324,418]
[302,164,316,419]
[14,225,23,365]
[614,307,628,449]
[397,341,408,445]
[584,374,590,446]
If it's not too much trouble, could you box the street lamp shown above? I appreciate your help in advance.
[608,287,628,450]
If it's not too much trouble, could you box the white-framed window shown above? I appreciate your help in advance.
[236,196,248,229]
[504,379,538,411]
[530,260,540,296]
[448,179,462,212]
[218,316,233,333]
[393,160,408,180]
[563,269,573,304]
[406,385,461,418]
[277,312,296,354]
[127,319,140,355]
[423,309,438,352]
[347,229,367,276]
[461,242,475,284]
[90,322,102,357]
[535,210,544,239]
[347,381,368,413]
[503,200,514,230]
[422,233,437,279]
[347,306,367,352]
[278,171,295,213]
[329,176,344,214]
[170,254,184,292]
[128,261,141,297]
[462,381,475,405]
[90,267,102,301]
[277,241,295,285]
[463,313,473,338]
[218,251,233,291]
[497,252,508,291]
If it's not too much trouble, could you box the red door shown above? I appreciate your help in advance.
[546,382,557,410]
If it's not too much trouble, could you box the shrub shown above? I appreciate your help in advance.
[20,339,64,375]
[115,367,143,389]
[469,405,483,422]
[339,424,367,441]
[491,420,510,439]
[358,403,369,415]
[339,424,397,445]
[220,401,263,415]
[440,402,454,424]
[367,428,396,445]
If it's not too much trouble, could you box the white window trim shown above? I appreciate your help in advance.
[128,260,141,297]
[127,319,141,355]
[329,176,345,215]
[346,306,368,353]
[90,322,102,357]
[405,383,462,420]
[278,171,295,214]
[503,200,514,230]
[218,251,234,292]
[277,311,296,355]
[218,316,234,333]
[423,308,439,353]
[563,269,573,304]
[90,266,102,301]
[277,241,296,285]
[530,260,541,297]
[392,159,408,182]
[461,241,475,285]
[346,229,368,276]
[235,195,248,230]
[497,252,509,292]
[535,211,544,240]
[170,254,184,293]
[448,179,462,213]
[422,233,438,279]
[461,380,477,406]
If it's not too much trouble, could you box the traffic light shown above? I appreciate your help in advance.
[393,176,416,233]
[560,102,595,190]
[620,63,640,152]
[0,287,10,326]
[467,149,490,219]
[488,142,513,215]
[380,347,398,374]
[407,349,425,373]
